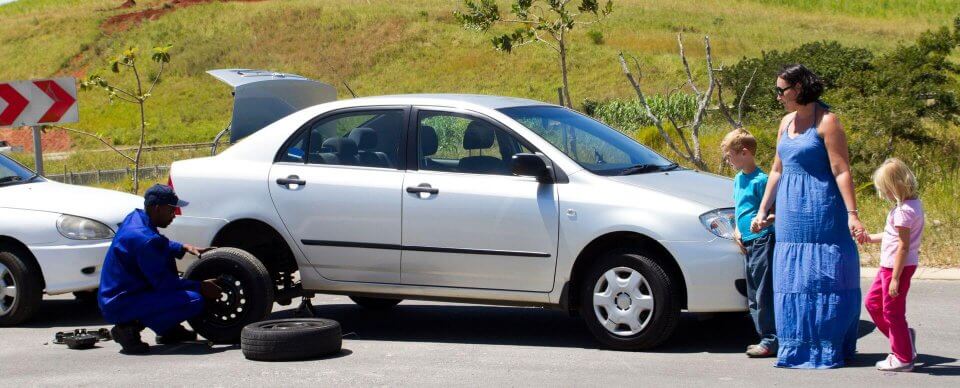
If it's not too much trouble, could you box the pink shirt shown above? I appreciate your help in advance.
[880,199,924,268]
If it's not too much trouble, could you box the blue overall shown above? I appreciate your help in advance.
[98,209,204,335]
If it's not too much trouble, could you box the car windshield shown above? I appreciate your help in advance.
[0,154,40,187]
[498,106,677,176]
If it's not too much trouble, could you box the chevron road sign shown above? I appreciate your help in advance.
[0,77,78,127]
[0,77,79,175]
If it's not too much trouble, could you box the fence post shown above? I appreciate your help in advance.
[96,170,101,184]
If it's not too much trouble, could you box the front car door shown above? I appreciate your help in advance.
[269,107,407,284]
[400,108,560,292]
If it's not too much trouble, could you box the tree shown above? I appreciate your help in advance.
[455,0,613,108]
[70,44,172,193]
[618,34,732,171]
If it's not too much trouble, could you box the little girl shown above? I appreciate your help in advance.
[862,158,925,372]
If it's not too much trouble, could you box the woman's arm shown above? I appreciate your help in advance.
[889,226,911,297]
[751,115,788,233]
[820,113,867,243]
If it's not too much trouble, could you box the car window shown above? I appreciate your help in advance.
[278,110,403,168]
[0,154,39,186]
[417,111,530,175]
[499,106,675,176]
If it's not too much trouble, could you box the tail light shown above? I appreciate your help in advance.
[167,175,182,216]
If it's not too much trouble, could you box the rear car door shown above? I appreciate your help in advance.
[400,108,560,292]
[269,107,407,284]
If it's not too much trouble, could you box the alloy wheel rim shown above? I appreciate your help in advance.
[592,267,655,336]
[0,263,17,316]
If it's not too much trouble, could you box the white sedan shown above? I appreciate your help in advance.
[166,77,746,349]
[0,154,142,325]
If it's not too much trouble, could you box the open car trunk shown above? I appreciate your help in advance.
[207,69,337,143]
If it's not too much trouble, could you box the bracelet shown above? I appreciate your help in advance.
[847,209,858,214]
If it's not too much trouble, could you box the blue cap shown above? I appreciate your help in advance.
[144,184,189,208]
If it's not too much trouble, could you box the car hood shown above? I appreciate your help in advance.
[609,169,733,209]
[0,180,142,226]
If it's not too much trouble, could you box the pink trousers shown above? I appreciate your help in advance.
[865,265,917,363]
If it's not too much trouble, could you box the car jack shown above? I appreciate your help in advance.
[294,295,316,317]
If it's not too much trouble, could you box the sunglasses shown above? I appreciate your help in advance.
[773,85,792,96]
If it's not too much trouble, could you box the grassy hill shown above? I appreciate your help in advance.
[2,0,959,145]
[1,0,958,267]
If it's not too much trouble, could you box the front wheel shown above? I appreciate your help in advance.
[184,248,275,344]
[579,251,681,350]
[0,248,43,326]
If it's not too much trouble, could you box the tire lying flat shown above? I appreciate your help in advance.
[241,318,342,361]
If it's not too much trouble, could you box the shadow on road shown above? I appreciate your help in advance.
[22,299,107,329]
[275,303,760,353]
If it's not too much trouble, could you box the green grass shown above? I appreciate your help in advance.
[2,0,959,266]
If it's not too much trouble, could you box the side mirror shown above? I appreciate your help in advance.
[511,153,554,183]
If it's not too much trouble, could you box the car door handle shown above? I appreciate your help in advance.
[277,175,306,186]
[406,184,438,195]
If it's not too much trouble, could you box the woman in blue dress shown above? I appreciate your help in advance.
[751,64,868,369]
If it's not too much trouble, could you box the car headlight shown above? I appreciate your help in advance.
[699,208,735,239]
[57,215,115,240]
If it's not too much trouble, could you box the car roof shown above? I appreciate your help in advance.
[342,94,557,110]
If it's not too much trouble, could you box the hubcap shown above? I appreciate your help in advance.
[592,267,655,336]
[0,263,17,316]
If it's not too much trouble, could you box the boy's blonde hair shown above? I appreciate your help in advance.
[872,158,918,203]
[720,128,757,155]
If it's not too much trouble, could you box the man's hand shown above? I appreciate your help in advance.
[200,279,222,300]
[888,278,900,298]
[183,244,214,257]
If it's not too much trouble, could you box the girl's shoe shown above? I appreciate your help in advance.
[876,354,914,372]
[745,344,774,358]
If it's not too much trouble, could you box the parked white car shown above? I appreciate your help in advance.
[0,154,142,325]
[168,81,745,349]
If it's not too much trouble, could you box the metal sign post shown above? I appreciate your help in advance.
[32,126,43,175]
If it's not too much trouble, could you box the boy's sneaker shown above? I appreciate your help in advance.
[746,344,775,358]
[876,354,914,372]
[111,322,149,355]
[156,324,198,345]
[909,328,917,360]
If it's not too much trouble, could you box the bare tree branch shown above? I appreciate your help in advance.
[689,36,716,163]
[145,60,165,97]
[52,125,136,163]
[737,67,758,126]
[714,67,740,129]
[618,52,687,161]
[677,33,700,97]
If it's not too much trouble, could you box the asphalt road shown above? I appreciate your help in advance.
[1,279,958,386]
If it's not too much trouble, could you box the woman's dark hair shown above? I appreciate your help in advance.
[778,64,824,105]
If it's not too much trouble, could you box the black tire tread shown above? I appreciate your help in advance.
[0,246,44,326]
[241,318,342,361]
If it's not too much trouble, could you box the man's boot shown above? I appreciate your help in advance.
[156,324,198,345]
[110,322,149,354]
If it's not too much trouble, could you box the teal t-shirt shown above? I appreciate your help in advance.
[734,168,772,242]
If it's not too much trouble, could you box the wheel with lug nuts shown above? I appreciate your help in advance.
[184,248,274,344]
[0,247,43,326]
[579,250,681,350]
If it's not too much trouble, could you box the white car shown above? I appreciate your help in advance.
[169,83,746,349]
[0,154,142,325]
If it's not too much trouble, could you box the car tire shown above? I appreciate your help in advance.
[184,248,274,344]
[0,247,44,326]
[579,250,681,350]
[241,318,342,361]
[349,296,402,309]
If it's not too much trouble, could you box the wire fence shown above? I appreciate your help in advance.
[46,165,170,186]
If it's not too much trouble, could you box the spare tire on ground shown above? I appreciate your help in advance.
[184,248,275,344]
[241,318,342,361]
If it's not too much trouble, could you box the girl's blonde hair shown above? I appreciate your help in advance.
[872,158,918,203]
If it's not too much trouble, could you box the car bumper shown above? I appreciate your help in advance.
[29,241,110,295]
[662,238,748,312]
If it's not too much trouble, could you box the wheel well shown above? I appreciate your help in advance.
[210,219,299,280]
[566,232,687,313]
[0,236,46,289]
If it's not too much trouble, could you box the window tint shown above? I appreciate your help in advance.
[279,110,403,168]
[418,111,530,175]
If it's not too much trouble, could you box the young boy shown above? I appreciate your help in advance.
[721,128,777,358]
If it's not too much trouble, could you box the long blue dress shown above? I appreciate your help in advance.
[773,106,861,369]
